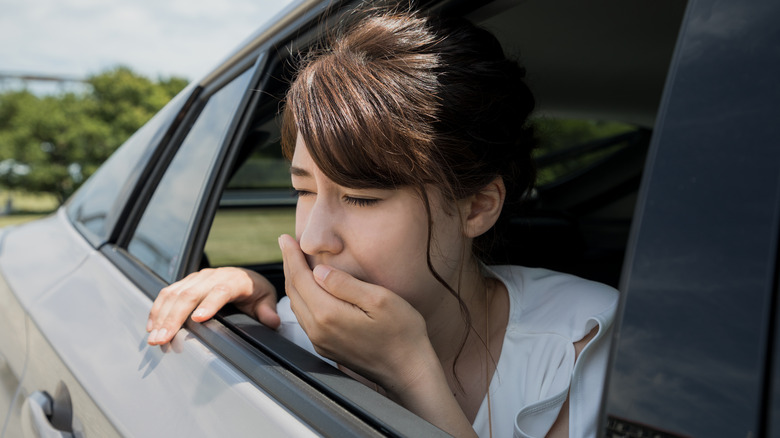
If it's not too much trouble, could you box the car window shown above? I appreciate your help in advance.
[533,118,638,187]
[200,121,644,271]
[488,117,650,287]
[128,69,253,282]
[65,87,192,246]
[203,115,295,268]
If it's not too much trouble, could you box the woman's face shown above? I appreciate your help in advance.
[290,136,467,314]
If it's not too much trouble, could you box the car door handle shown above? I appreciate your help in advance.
[21,391,74,438]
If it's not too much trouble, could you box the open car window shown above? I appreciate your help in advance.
[203,114,295,268]
[510,118,652,287]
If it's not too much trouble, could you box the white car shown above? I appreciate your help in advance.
[2,0,779,436]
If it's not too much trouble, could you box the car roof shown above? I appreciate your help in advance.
[198,0,685,128]
[470,0,686,126]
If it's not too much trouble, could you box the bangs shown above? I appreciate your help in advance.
[281,15,442,190]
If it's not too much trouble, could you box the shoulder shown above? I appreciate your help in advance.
[488,265,619,341]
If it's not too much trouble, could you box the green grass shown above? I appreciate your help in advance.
[0,195,297,268]
[0,190,58,212]
[0,191,58,228]
[204,208,296,266]
[0,213,50,228]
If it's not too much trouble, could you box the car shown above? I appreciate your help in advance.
[1,0,779,436]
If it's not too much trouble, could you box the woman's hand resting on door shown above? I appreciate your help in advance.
[146,266,280,345]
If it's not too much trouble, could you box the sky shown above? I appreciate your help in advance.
[0,0,295,89]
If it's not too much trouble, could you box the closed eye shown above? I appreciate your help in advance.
[292,189,314,198]
[343,196,380,207]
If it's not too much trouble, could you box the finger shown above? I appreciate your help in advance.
[147,270,201,331]
[279,235,294,290]
[279,234,363,332]
[279,235,311,320]
[312,265,353,300]
[313,264,384,312]
[255,303,281,329]
[279,234,305,279]
[190,284,233,322]
[233,274,280,328]
[151,279,195,330]
[148,284,204,345]
[253,284,281,329]
[279,234,328,304]
[148,282,181,331]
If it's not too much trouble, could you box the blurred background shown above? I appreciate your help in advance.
[0,0,292,226]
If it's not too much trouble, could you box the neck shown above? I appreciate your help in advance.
[423,257,489,366]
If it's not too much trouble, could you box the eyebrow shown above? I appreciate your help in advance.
[289,166,311,177]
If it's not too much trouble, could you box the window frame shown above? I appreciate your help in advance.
[111,50,261,273]
[125,64,259,282]
[182,54,278,278]
[602,0,780,435]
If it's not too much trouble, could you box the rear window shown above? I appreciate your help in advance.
[533,118,639,187]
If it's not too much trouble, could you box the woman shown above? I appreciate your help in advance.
[146,6,618,437]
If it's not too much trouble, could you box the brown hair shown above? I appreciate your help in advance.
[281,4,536,383]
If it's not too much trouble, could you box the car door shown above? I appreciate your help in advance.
[0,67,196,438]
[5,55,324,437]
[0,235,27,436]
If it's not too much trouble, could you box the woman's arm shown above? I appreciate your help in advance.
[381,346,478,438]
[279,234,477,437]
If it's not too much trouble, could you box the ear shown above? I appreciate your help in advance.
[461,177,506,238]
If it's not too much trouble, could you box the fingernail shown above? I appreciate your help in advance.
[158,328,168,342]
[278,235,286,250]
[313,265,331,281]
[149,329,158,343]
[146,319,153,332]
[193,309,205,319]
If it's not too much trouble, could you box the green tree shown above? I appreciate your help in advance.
[533,118,635,186]
[0,66,188,204]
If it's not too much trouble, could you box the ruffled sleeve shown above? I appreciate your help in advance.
[471,266,618,438]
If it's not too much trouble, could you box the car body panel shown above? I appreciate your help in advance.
[1,209,318,437]
[0,258,26,436]
[0,213,91,307]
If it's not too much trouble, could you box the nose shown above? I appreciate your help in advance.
[297,196,344,257]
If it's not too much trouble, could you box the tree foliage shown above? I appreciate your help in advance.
[0,66,188,203]
[533,118,636,186]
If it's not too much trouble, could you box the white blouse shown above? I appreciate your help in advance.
[277,265,619,438]
[471,266,618,438]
